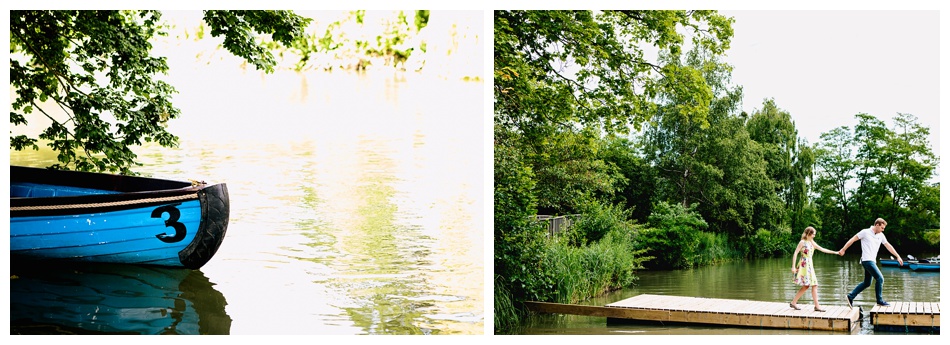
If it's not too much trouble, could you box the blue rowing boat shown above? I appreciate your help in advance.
[908,262,940,272]
[880,256,916,268]
[879,259,906,268]
[907,256,940,272]
[10,166,230,269]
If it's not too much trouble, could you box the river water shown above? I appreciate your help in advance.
[9,71,486,335]
[518,255,940,335]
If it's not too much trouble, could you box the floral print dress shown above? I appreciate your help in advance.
[793,240,818,286]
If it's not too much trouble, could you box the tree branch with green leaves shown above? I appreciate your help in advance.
[10,10,311,174]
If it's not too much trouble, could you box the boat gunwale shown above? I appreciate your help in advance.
[11,187,205,215]
[10,166,217,217]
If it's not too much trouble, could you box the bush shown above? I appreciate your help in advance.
[636,201,708,269]
[566,200,630,245]
[494,139,555,304]
[923,229,940,246]
[750,228,790,258]
[693,231,738,266]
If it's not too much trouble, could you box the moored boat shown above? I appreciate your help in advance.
[879,259,903,267]
[10,166,230,269]
[880,255,917,268]
[908,255,940,272]
[908,262,940,272]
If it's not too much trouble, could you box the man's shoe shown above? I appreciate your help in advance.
[877,301,890,307]
[846,295,854,309]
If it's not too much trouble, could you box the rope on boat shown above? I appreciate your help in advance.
[11,193,199,212]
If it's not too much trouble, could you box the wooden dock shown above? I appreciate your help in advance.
[526,294,862,332]
[870,302,940,333]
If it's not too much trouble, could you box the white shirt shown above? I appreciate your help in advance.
[857,227,888,262]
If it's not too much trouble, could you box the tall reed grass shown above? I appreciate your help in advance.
[543,227,648,304]
[493,274,519,333]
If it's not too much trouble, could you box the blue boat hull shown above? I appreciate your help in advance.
[12,199,206,266]
[880,259,900,267]
[880,259,914,268]
[10,166,230,269]
[908,263,940,272]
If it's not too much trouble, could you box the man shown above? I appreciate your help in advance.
[837,218,902,308]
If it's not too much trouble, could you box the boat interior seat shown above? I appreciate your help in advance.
[11,182,118,198]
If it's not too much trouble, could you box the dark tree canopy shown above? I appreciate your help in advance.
[10,10,310,174]
[494,10,734,143]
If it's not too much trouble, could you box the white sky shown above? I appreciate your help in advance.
[718,10,942,187]
[721,10,940,156]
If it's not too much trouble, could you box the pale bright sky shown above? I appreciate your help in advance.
[721,10,940,160]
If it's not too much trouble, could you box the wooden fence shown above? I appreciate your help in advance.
[534,214,581,237]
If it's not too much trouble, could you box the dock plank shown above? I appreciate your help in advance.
[532,294,864,332]
[828,306,849,320]
[868,301,940,332]
[661,295,694,311]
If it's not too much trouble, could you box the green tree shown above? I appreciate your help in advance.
[494,10,734,215]
[599,136,657,222]
[494,10,733,144]
[746,99,797,195]
[493,130,550,304]
[788,143,817,231]
[814,113,939,251]
[851,113,938,248]
[851,113,892,222]
[643,45,785,242]
[745,99,816,232]
[881,113,937,210]
[696,109,782,240]
[812,126,857,241]
[528,129,622,214]
[10,10,310,174]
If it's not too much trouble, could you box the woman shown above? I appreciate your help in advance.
[790,226,838,312]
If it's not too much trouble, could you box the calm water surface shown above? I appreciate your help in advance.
[9,72,485,334]
[519,255,940,335]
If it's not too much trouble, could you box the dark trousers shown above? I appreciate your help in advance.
[848,260,885,304]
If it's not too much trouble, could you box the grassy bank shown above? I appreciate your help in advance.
[494,202,779,334]
[494,225,648,333]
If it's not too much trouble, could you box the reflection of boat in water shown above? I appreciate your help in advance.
[10,263,231,334]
